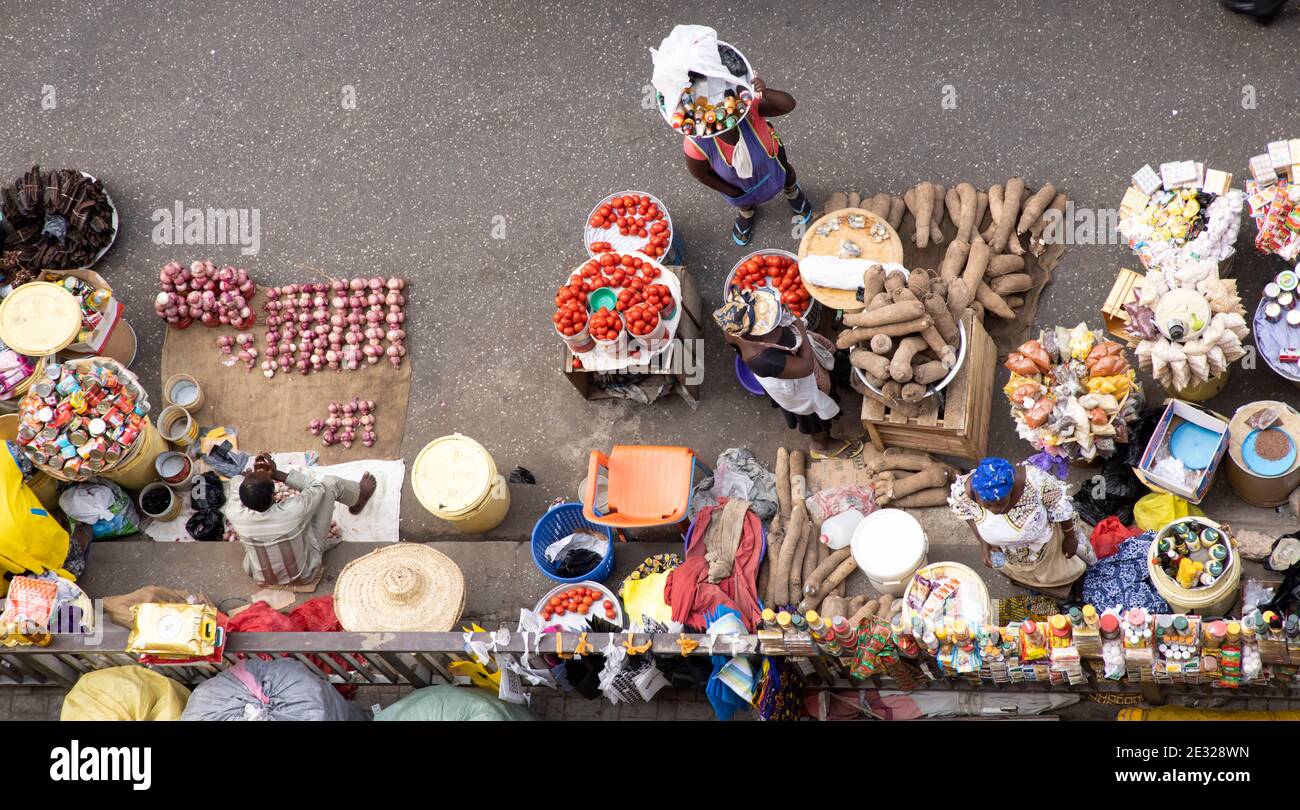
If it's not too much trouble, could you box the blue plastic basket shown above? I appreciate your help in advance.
[531,502,617,583]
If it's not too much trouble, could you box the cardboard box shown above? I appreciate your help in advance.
[1134,399,1230,503]
[1101,268,1144,341]
[44,268,123,354]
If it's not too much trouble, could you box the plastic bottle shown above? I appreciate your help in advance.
[819,509,865,550]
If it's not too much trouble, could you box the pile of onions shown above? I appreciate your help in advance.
[259,276,407,379]
[307,397,377,448]
[155,260,257,329]
[217,332,258,371]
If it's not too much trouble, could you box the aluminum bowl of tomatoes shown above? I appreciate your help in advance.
[585,191,673,261]
[723,249,818,327]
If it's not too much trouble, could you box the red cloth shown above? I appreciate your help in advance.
[226,596,354,697]
[663,502,763,631]
[1090,516,1138,560]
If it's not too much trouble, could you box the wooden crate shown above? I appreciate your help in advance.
[1102,268,1143,343]
[561,263,703,406]
[860,313,995,460]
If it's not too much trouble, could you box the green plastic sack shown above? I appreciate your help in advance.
[374,685,537,721]
[1133,492,1204,532]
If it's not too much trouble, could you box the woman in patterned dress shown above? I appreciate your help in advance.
[947,457,1086,599]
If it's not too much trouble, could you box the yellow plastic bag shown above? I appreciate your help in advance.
[60,665,191,721]
[447,623,501,692]
[1133,492,1204,532]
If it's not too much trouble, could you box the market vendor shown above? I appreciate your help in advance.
[1,440,90,593]
[947,457,1086,600]
[682,78,811,245]
[715,288,860,459]
[225,453,376,588]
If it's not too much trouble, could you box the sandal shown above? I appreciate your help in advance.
[731,212,755,246]
[786,183,813,224]
[810,439,863,460]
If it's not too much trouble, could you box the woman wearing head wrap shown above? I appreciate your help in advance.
[714,288,859,459]
[947,457,1086,599]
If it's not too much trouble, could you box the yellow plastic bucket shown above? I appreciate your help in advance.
[0,413,59,510]
[102,418,168,490]
[0,282,82,356]
[412,434,509,533]
[1146,518,1241,615]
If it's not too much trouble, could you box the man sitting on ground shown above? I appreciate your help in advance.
[224,453,375,587]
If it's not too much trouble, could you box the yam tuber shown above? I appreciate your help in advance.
[956,182,977,242]
[775,447,790,517]
[889,336,927,382]
[789,450,807,504]
[852,349,891,379]
[961,234,991,295]
[939,239,970,283]
[826,192,848,214]
[879,466,950,503]
[1017,183,1057,234]
[1030,193,1068,246]
[911,183,934,249]
[849,599,879,628]
[975,191,989,235]
[975,282,1016,319]
[801,521,818,589]
[800,553,859,612]
[907,268,932,299]
[842,300,925,328]
[867,291,893,310]
[944,187,962,230]
[803,547,853,599]
[821,595,848,620]
[946,278,972,322]
[981,184,1003,243]
[901,382,928,402]
[991,273,1033,295]
[847,192,861,210]
[887,196,905,230]
[892,488,952,508]
[835,317,932,347]
[987,254,1026,277]
[929,183,946,245]
[788,523,808,601]
[862,264,886,302]
[867,193,891,219]
[993,176,1025,254]
[774,503,807,605]
[913,360,949,384]
[869,334,893,354]
[764,513,786,607]
[1005,295,1024,309]
[924,292,961,345]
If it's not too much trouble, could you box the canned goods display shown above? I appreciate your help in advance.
[16,358,150,481]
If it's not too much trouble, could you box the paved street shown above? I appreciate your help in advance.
[2,1,1300,718]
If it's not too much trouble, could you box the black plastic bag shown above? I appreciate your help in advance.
[190,471,226,511]
[554,548,603,579]
[186,508,225,542]
[1072,452,1141,527]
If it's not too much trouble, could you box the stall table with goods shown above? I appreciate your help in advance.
[1243,138,1300,263]
[558,192,701,406]
[1003,323,1144,464]
[1117,161,1248,401]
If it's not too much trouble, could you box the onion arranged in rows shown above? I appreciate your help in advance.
[155,260,257,329]
[259,276,407,379]
[308,397,377,448]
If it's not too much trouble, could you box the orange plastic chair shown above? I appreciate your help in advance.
[583,446,698,529]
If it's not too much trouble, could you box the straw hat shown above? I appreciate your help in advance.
[334,545,466,632]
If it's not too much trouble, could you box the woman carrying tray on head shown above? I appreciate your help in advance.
[714,287,860,459]
[682,78,811,246]
[947,457,1088,600]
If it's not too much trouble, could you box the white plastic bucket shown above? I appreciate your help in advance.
[579,473,609,513]
[850,509,929,596]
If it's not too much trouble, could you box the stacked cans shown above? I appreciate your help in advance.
[1263,269,1300,329]
[15,359,149,480]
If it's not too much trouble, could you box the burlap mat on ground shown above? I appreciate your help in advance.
[160,325,411,463]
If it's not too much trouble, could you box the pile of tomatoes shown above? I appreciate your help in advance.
[589,307,622,342]
[644,283,673,315]
[588,194,671,259]
[729,253,811,317]
[624,302,662,336]
[616,288,644,312]
[572,251,662,294]
[553,300,588,336]
[541,586,617,622]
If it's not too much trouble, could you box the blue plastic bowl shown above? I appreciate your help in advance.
[734,355,765,396]
[530,503,616,583]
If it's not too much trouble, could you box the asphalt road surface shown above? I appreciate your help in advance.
[3,0,1298,540]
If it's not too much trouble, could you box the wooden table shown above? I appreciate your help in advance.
[796,207,904,313]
